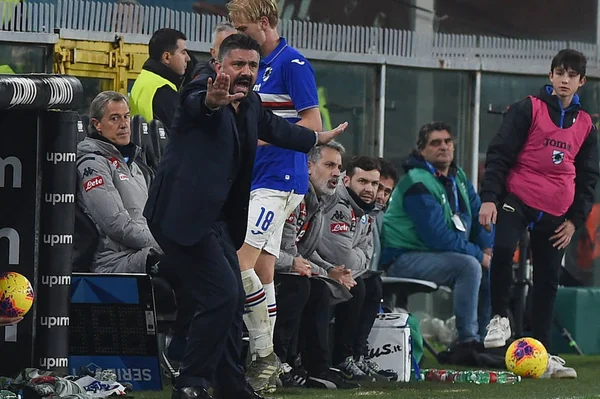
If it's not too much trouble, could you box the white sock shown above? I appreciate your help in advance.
[242,269,273,358]
[263,282,277,335]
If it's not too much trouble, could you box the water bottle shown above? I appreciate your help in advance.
[459,370,519,384]
[497,372,521,384]
[421,369,456,383]
[421,369,521,384]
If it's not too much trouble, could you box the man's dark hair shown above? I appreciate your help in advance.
[378,157,399,185]
[218,33,262,62]
[148,28,187,60]
[551,49,587,78]
[346,155,381,177]
[416,121,453,150]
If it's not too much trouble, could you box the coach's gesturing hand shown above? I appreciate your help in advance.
[317,122,349,144]
[205,73,246,109]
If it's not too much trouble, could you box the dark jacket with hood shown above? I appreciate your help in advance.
[190,58,216,82]
[480,85,600,228]
[141,58,183,128]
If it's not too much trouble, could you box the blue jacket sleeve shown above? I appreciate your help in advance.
[466,180,495,250]
[403,183,484,262]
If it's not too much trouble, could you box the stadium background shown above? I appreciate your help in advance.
[2,0,600,350]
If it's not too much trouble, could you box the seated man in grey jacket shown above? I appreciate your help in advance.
[316,156,395,382]
[76,91,191,378]
[77,91,193,380]
[76,91,163,274]
[273,141,357,390]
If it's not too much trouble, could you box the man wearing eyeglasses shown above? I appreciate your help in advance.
[379,122,494,354]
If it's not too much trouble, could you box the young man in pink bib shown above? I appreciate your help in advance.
[479,49,599,379]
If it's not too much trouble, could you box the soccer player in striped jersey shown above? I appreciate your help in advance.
[228,0,323,393]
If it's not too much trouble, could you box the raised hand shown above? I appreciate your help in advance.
[205,73,245,109]
[317,122,349,144]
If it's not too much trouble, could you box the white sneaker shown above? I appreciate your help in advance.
[483,315,511,348]
[540,354,577,379]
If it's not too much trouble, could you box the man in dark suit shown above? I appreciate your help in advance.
[144,33,347,399]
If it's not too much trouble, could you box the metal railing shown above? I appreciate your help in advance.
[2,0,599,75]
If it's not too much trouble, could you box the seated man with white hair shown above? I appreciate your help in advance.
[76,90,163,274]
[273,141,358,390]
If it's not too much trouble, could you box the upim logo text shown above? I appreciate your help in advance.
[43,234,73,246]
[39,357,68,368]
[40,316,70,328]
[44,193,75,205]
[41,275,71,287]
[46,152,76,164]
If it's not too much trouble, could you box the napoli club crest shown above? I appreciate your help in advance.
[552,150,564,165]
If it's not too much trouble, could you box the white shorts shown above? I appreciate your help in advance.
[244,188,305,257]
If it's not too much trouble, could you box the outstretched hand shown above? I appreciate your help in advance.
[205,73,245,109]
[317,122,349,145]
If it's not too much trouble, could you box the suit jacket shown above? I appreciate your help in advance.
[143,72,318,248]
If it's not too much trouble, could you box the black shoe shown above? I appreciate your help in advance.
[172,387,214,399]
[306,369,360,389]
[333,357,374,382]
[355,356,398,382]
[279,367,307,388]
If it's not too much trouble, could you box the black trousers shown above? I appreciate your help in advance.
[150,222,247,395]
[147,253,194,348]
[333,273,382,365]
[490,193,566,350]
[273,274,332,376]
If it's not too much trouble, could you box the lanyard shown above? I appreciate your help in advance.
[449,176,459,215]
[426,162,459,214]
